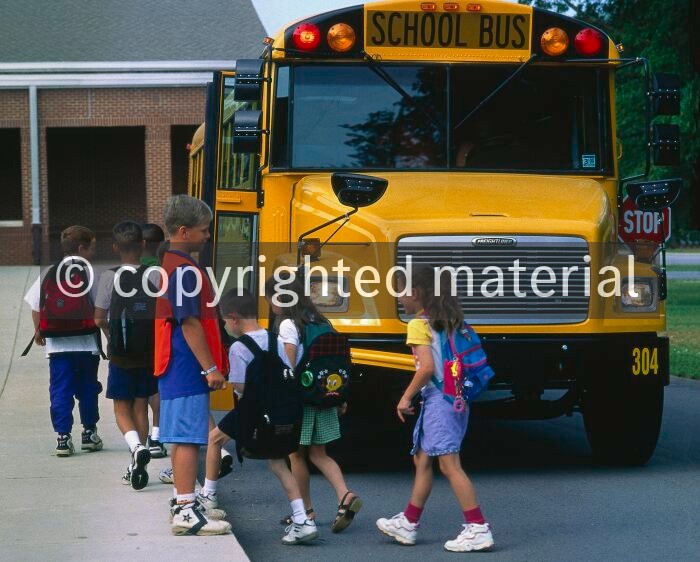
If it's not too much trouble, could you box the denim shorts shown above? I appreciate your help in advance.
[106,363,157,400]
[411,386,468,457]
[160,393,210,445]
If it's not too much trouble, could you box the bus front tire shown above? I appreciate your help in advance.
[582,376,664,466]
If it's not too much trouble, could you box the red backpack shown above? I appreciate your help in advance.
[38,261,98,338]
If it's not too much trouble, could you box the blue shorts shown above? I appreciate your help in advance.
[106,364,157,400]
[411,386,468,457]
[160,393,210,445]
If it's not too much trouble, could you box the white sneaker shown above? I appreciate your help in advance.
[122,465,132,485]
[158,467,173,484]
[444,523,494,552]
[376,513,418,546]
[195,493,228,520]
[81,429,103,452]
[130,444,151,491]
[55,434,74,457]
[196,490,219,509]
[171,502,231,536]
[282,519,319,545]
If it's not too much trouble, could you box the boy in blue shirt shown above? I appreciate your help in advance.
[154,195,231,536]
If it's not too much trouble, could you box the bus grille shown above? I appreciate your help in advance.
[396,235,590,325]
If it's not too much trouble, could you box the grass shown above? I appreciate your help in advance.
[667,280,700,379]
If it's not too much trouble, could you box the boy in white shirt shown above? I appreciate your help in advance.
[201,289,318,545]
[24,225,103,456]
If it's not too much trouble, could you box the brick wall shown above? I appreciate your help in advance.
[0,86,205,264]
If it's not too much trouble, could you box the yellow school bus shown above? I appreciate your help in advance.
[192,0,682,465]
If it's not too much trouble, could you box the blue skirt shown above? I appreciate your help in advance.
[411,386,468,457]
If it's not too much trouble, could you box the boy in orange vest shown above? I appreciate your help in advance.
[154,195,230,536]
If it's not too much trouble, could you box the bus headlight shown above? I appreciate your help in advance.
[620,278,655,311]
[309,277,348,312]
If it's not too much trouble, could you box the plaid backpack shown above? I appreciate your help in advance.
[431,321,495,412]
[296,322,352,408]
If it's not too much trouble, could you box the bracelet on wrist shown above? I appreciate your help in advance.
[201,365,218,376]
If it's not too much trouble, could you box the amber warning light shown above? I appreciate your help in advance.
[328,23,356,52]
[541,27,569,56]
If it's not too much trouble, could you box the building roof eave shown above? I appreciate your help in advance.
[0,71,222,89]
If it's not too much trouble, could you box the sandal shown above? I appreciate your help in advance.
[331,491,362,533]
[280,508,315,525]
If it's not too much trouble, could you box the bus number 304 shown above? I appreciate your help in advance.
[632,347,659,376]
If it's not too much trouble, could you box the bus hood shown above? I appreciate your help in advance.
[293,173,614,242]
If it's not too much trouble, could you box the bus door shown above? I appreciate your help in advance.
[208,67,264,297]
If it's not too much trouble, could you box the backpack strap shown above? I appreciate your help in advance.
[21,331,37,357]
[236,333,265,359]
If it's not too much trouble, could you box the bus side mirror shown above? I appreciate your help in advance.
[650,73,681,116]
[626,178,681,212]
[651,123,680,166]
[232,110,263,154]
[331,173,388,208]
[233,59,265,102]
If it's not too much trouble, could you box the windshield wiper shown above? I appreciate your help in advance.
[361,50,444,134]
[454,54,537,132]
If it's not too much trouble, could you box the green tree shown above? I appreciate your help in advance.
[520,0,700,233]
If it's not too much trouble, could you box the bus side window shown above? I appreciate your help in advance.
[218,76,259,191]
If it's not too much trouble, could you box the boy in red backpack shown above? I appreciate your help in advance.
[23,225,104,456]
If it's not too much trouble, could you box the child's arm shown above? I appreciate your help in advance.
[396,345,434,422]
[181,317,227,390]
[283,343,297,369]
[233,383,245,396]
[94,307,109,338]
[31,310,45,346]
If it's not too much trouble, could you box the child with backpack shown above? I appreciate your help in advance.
[140,222,167,459]
[376,265,494,552]
[264,272,361,534]
[94,221,158,490]
[23,225,104,456]
[154,195,230,536]
[201,288,319,545]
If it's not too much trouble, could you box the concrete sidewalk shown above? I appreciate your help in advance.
[0,266,248,561]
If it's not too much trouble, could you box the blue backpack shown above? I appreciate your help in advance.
[430,321,495,411]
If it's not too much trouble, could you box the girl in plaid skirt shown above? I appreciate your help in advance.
[265,273,362,533]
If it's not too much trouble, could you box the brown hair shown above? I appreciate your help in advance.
[60,225,95,255]
[219,288,257,319]
[264,270,329,336]
[397,265,463,334]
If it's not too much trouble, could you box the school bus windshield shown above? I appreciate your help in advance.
[272,63,611,173]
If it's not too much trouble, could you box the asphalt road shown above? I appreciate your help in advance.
[205,377,700,561]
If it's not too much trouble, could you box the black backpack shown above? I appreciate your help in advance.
[108,266,156,369]
[235,331,302,460]
[297,322,352,408]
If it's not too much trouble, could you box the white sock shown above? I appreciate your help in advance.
[124,430,141,452]
[177,493,195,505]
[221,449,231,459]
[291,498,306,524]
[173,487,178,498]
[151,426,160,440]
[202,478,218,495]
